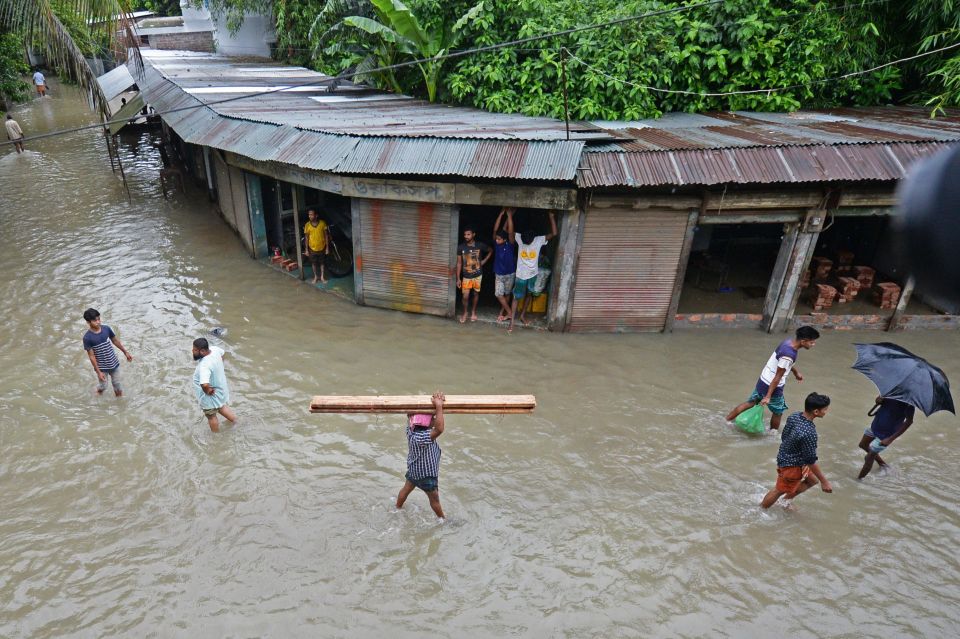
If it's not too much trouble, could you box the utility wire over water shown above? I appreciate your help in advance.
[1,90,959,637]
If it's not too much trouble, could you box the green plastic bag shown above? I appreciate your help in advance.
[735,403,766,434]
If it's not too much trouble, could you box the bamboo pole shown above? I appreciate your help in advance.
[309,395,536,414]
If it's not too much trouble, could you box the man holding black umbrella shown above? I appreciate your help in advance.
[858,396,915,479]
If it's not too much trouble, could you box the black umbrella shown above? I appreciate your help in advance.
[852,343,955,417]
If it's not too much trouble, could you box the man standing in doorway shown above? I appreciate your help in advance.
[33,69,47,97]
[455,226,492,323]
[191,337,237,432]
[303,208,330,285]
[5,114,24,153]
[492,207,517,322]
[507,209,557,333]
[82,308,133,397]
[726,325,820,430]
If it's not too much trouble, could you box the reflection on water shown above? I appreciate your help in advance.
[1,88,959,638]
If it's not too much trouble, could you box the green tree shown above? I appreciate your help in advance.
[315,0,483,101]
[0,0,141,116]
[0,31,29,108]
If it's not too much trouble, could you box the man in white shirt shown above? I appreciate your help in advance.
[5,114,24,153]
[33,70,46,97]
[506,209,557,333]
[191,337,238,432]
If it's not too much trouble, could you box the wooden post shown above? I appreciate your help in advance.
[762,222,800,331]
[547,203,584,331]
[664,209,700,332]
[769,229,819,333]
[203,147,215,201]
[887,276,915,331]
[350,198,364,304]
[292,185,305,280]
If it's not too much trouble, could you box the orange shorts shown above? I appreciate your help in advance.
[775,466,809,497]
[461,276,481,292]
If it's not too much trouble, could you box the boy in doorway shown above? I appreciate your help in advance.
[761,392,833,509]
[507,209,557,333]
[82,308,133,396]
[396,391,446,520]
[303,208,331,284]
[726,325,820,430]
[858,396,915,479]
[492,207,517,322]
[455,226,492,323]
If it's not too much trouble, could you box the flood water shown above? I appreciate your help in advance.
[2,89,959,638]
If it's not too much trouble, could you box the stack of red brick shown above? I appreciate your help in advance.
[872,282,901,309]
[808,283,837,310]
[853,265,875,290]
[832,276,861,303]
[271,255,298,271]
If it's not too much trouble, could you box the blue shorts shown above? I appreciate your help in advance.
[513,276,535,300]
[405,471,438,493]
[748,384,787,415]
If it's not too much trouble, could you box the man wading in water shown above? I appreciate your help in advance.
[191,338,237,432]
[727,326,820,430]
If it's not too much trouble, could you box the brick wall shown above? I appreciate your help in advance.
[150,31,215,53]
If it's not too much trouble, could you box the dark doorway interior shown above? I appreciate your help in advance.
[678,223,784,313]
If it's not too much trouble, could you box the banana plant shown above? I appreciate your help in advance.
[316,0,484,102]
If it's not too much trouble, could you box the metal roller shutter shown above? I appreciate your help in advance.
[354,198,456,316]
[569,207,689,332]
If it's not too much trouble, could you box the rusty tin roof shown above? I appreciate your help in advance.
[581,110,960,187]
[138,50,590,181]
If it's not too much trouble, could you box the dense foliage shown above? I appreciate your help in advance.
[0,32,29,107]
[155,0,960,116]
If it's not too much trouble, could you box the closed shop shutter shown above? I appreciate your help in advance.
[569,207,689,332]
[354,198,456,316]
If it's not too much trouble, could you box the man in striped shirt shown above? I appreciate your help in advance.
[396,391,446,520]
[82,308,133,396]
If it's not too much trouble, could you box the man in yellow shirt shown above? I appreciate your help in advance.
[303,208,330,284]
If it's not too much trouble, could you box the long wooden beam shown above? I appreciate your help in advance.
[309,395,536,414]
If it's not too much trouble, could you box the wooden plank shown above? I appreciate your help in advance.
[309,394,537,414]
[698,212,802,224]
[702,191,824,211]
[589,194,702,211]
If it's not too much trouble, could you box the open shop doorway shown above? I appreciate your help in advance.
[456,205,557,327]
[677,222,785,314]
[796,214,943,317]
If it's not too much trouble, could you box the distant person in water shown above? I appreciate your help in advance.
[761,392,833,509]
[33,69,46,97]
[396,391,446,520]
[5,114,24,153]
[82,308,133,396]
[726,325,820,430]
[858,396,915,479]
[191,337,237,432]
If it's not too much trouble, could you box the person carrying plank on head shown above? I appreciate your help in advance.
[727,325,820,430]
[396,391,446,521]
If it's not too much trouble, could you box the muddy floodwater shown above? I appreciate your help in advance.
[2,89,959,638]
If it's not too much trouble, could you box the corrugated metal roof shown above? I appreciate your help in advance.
[96,65,136,102]
[580,106,960,187]
[138,54,584,181]
[578,142,957,187]
[141,49,604,142]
